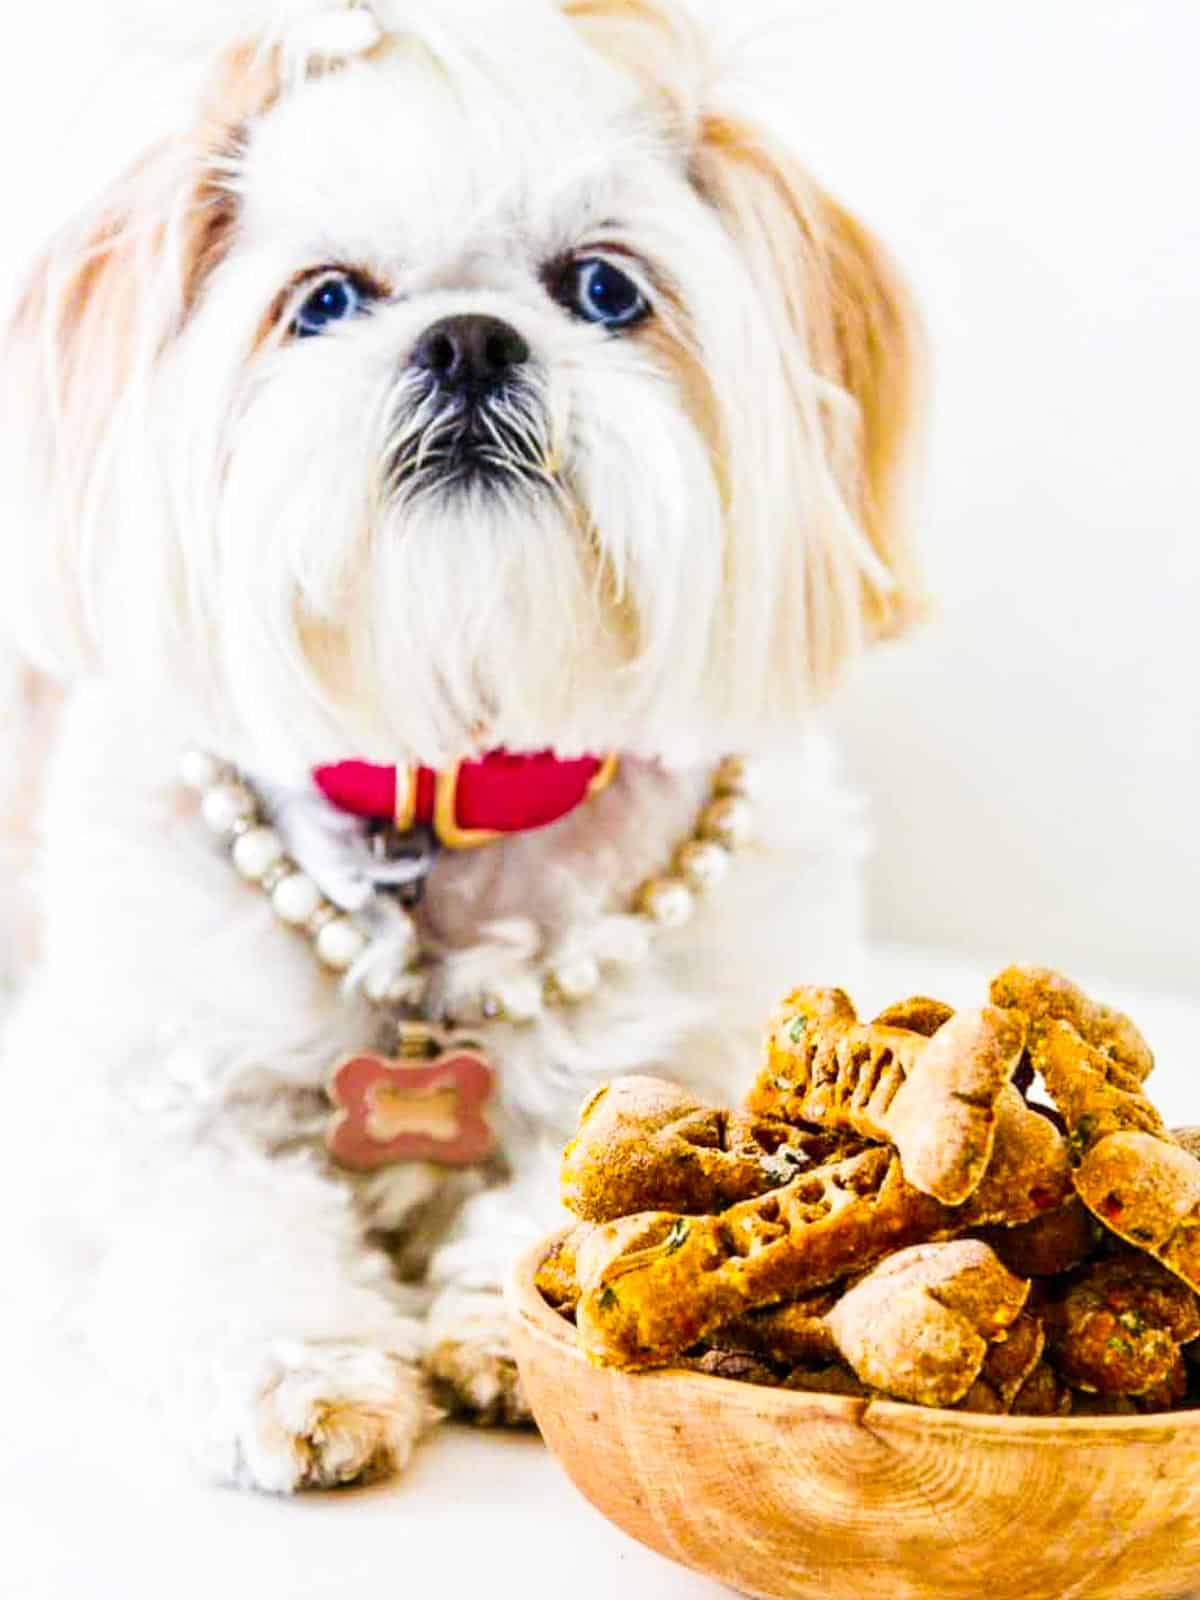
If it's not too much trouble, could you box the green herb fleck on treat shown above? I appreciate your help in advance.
[664,1219,690,1256]
[788,1017,809,1044]
[598,1285,620,1313]
[1106,1336,1135,1357]
[1118,1311,1146,1335]
[1068,1115,1098,1161]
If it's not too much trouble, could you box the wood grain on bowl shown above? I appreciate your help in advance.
[510,1233,1200,1600]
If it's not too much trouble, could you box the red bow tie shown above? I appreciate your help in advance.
[313,750,619,850]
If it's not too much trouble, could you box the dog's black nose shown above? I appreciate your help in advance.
[411,315,530,392]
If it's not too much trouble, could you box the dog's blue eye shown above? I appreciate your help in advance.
[293,273,370,338]
[570,258,649,330]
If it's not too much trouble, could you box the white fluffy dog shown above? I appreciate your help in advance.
[0,0,921,1492]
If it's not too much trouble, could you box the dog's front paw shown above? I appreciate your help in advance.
[230,1342,438,1493]
[426,1289,532,1427]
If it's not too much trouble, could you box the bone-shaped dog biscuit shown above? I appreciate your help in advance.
[825,1240,1030,1407]
[573,1122,1068,1372]
[990,965,1154,1083]
[575,1146,950,1368]
[720,1262,1044,1411]
[965,1086,1073,1221]
[1003,980,1200,1291]
[1031,1017,1165,1152]
[549,1052,1075,1369]
[749,988,1027,1204]
[561,1076,859,1223]
[876,992,1068,1216]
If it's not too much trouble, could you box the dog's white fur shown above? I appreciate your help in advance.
[0,0,921,1490]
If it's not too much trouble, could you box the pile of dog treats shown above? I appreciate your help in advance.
[536,968,1200,1413]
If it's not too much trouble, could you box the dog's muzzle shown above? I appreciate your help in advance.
[389,314,552,496]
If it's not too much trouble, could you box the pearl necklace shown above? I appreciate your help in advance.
[180,751,754,1028]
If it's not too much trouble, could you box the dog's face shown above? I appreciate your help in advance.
[1,0,922,782]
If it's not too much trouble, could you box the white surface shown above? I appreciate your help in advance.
[2,1418,728,1600]
[5,945,1200,1600]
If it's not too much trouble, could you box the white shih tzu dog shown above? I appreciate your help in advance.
[0,0,922,1492]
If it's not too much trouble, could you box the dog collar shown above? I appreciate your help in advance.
[185,749,754,1170]
[313,750,620,850]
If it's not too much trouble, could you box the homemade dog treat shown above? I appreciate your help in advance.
[990,966,1154,1083]
[955,1311,1047,1412]
[710,1288,842,1368]
[1029,1016,1166,1151]
[561,1075,859,1223]
[680,1348,784,1385]
[542,968,1200,1412]
[871,996,956,1037]
[574,1147,945,1368]
[1041,1253,1200,1402]
[534,1222,591,1317]
[771,1314,1064,1415]
[781,1365,873,1398]
[749,988,1027,1205]
[995,972,1200,1293]
[1073,1132,1200,1291]
[977,1196,1101,1279]
[965,1086,1073,1221]
[565,1068,1071,1242]
[573,1134,1067,1371]
[1007,1360,1074,1417]
[824,1241,1030,1407]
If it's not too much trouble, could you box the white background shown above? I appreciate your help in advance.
[703,0,1200,993]
[1,0,1197,993]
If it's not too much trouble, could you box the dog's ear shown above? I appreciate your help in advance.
[0,45,279,676]
[692,115,927,666]
[566,0,925,698]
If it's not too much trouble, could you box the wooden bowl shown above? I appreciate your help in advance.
[510,1234,1200,1600]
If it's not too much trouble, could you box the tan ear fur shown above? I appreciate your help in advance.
[814,187,926,641]
[695,114,927,648]
[1,44,281,674]
[565,0,926,685]
[12,41,279,459]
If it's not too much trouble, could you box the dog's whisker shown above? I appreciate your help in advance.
[385,377,555,503]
